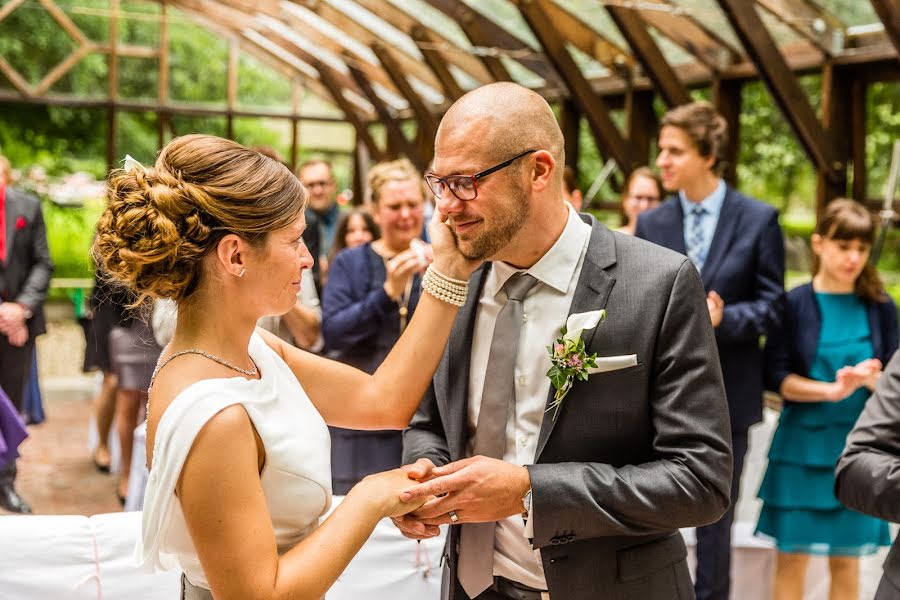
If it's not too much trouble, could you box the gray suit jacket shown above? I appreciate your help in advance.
[1,187,53,337]
[403,216,733,600]
[836,350,900,600]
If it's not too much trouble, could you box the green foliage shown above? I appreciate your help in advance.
[41,198,104,279]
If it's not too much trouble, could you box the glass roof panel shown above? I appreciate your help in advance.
[326,0,423,59]
[258,15,349,75]
[568,44,610,79]
[281,2,379,66]
[460,0,540,49]
[667,0,742,51]
[410,76,446,106]
[387,0,473,50]
[649,28,698,66]
[555,0,628,49]
[449,64,480,91]
[757,6,806,45]
[500,55,544,88]
[819,0,880,28]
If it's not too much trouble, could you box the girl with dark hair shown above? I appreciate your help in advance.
[758,198,898,600]
[328,209,379,264]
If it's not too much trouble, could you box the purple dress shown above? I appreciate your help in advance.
[0,385,28,470]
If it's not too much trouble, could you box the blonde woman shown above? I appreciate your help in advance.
[322,158,431,494]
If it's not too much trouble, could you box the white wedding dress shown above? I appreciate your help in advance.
[135,332,333,591]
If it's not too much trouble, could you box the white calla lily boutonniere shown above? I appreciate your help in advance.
[545,309,606,420]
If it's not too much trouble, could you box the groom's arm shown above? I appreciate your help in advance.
[527,259,732,547]
[403,381,451,468]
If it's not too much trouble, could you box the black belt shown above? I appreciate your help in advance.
[491,576,545,600]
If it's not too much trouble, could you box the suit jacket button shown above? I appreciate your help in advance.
[567,534,576,542]
[550,538,560,545]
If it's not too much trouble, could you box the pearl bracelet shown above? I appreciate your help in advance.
[422,265,469,307]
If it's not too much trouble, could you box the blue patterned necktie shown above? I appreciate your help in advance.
[686,205,708,270]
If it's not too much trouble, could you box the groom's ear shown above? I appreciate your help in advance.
[530,150,555,193]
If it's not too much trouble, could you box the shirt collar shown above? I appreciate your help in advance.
[679,179,726,219]
[316,202,340,227]
[489,204,590,296]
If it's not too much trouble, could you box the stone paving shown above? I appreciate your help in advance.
[8,321,121,516]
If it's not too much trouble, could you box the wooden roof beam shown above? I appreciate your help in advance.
[371,42,441,144]
[606,4,692,107]
[533,1,634,72]
[717,0,836,176]
[315,60,384,162]
[870,0,900,60]
[424,0,559,86]
[515,0,639,174]
[635,1,742,71]
[352,0,492,84]
[411,25,466,101]
[346,56,425,170]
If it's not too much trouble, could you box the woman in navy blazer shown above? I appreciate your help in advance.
[322,159,430,495]
[759,199,898,600]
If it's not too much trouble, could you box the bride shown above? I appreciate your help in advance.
[93,134,479,599]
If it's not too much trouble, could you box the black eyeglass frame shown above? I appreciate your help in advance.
[424,149,538,201]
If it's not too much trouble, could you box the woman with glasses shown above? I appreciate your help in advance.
[616,167,662,236]
[322,158,431,494]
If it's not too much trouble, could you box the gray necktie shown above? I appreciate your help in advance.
[457,272,539,598]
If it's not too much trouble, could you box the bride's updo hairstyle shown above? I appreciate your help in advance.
[94,134,307,305]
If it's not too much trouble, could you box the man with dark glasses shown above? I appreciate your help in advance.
[396,82,732,600]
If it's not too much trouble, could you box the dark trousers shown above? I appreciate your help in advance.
[0,336,35,413]
[694,428,748,600]
[0,461,16,485]
[453,576,545,600]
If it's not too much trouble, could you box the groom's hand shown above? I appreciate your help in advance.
[399,456,530,526]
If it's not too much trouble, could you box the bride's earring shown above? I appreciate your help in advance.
[238,268,246,278]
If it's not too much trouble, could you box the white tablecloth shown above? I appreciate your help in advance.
[0,499,446,600]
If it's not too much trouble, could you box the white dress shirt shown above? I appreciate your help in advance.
[466,204,591,590]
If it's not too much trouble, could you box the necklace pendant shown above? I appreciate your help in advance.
[399,306,409,317]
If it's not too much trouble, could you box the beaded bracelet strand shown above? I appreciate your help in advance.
[422,265,469,306]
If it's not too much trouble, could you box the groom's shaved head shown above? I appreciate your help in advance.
[436,83,564,185]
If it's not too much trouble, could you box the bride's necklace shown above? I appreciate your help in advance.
[146,349,259,417]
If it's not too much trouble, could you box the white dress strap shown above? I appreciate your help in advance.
[135,379,245,571]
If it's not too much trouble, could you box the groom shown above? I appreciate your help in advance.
[395,83,733,600]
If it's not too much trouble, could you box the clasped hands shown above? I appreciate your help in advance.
[393,456,531,540]
[0,302,29,347]
[827,358,883,401]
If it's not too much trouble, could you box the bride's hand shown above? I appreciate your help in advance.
[427,208,481,281]
[351,468,428,519]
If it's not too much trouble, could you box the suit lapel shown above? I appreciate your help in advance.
[442,264,490,461]
[700,188,739,286]
[535,218,616,461]
[658,197,687,255]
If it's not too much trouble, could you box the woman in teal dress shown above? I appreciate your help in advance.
[759,198,898,599]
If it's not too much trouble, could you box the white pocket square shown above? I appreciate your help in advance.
[587,354,638,374]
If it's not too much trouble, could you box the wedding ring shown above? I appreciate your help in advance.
[448,510,459,523]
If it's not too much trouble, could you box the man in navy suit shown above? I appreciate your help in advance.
[636,102,785,600]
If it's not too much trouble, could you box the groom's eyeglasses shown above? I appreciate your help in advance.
[424,149,537,202]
